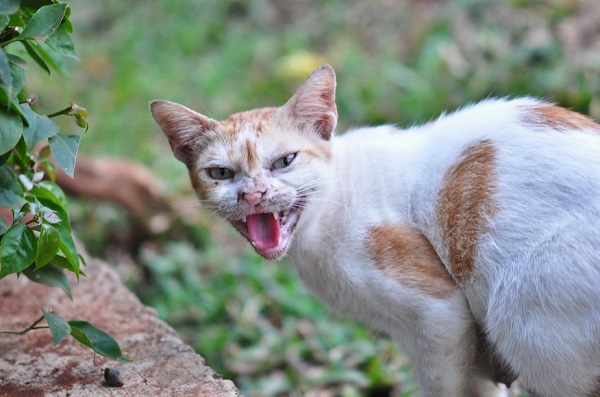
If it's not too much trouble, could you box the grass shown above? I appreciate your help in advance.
[27,0,600,395]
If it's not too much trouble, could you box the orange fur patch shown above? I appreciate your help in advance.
[303,142,332,162]
[221,107,278,137]
[368,223,456,299]
[190,171,210,201]
[522,104,600,132]
[437,139,498,284]
[245,139,260,169]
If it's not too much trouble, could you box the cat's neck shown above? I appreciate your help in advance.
[289,125,436,263]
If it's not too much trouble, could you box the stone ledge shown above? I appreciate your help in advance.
[0,259,241,397]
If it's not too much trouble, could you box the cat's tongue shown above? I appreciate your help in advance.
[246,213,281,251]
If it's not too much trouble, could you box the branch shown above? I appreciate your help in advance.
[47,105,75,118]
[0,314,48,335]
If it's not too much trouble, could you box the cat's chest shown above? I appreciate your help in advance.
[288,216,372,310]
[288,206,421,322]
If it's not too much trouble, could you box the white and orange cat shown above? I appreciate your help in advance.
[151,65,600,397]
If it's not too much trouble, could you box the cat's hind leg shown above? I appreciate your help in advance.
[485,229,600,397]
[468,347,511,397]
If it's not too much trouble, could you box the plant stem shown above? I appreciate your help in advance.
[47,105,74,118]
[0,314,45,335]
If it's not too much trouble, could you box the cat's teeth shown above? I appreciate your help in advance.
[273,212,280,221]
[282,209,292,225]
[242,216,247,223]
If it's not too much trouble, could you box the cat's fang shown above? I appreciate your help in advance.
[280,209,291,225]
[273,212,280,221]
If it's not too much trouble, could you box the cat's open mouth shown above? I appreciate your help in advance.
[230,204,303,260]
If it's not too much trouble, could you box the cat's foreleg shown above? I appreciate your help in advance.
[389,294,482,397]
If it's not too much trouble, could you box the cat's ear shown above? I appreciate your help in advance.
[150,100,218,166]
[280,64,337,140]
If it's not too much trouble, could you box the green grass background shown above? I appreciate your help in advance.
[30,0,600,395]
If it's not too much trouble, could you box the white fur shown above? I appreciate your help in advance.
[287,97,600,396]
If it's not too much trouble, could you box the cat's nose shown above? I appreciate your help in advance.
[241,190,266,207]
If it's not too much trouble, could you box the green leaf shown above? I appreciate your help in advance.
[19,3,67,42]
[0,165,24,209]
[53,222,80,276]
[7,54,27,70]
[8,10,23,25]
[7,58,25,99]
[57,238,78,273]
[20,103,60,147]
[0,106,23,155]
[0,0,19,16]
[21,1,54,10]
[31,181,69,228]
[22,263,72,299]
[47,253,69,268]
[68,320,131,362]
[0,214,8,234]
[23,40,50,74]
[13,134,26,162]
[32,180,68,212]
[20,201,37,214]
[62,6,72,33]
[35,223,60,268]
[0,48,13,97]
[46,23,77,59]
[47,253,85,275]
[48,133,79,177]
[42,309,71,346]
[0,89,27,120]
[0,150,9,166]
[31,40,68,75]
[0,14,10,31]
[0,223,37,279]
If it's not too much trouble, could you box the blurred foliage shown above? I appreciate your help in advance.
[137,240,416,396]
[28,0,599,395]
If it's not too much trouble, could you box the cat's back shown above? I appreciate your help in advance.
[432,97,600,210]
[418,97,600,282]
[334,97,600,164]
[420,97,600,164]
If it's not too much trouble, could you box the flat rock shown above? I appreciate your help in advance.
[0,259,241,397]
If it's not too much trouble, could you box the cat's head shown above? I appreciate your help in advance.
[150,65,337,259]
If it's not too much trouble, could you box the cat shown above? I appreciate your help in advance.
[150,65,600,397]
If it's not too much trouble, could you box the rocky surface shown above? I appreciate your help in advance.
[0,259,241,397]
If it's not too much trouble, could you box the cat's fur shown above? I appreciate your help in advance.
[151,65,600,397]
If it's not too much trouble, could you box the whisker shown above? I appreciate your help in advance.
[296,179,327,191]
[196,215,233,242]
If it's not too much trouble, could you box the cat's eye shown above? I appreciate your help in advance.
[272,153,297,170]
[208,167,234,180]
